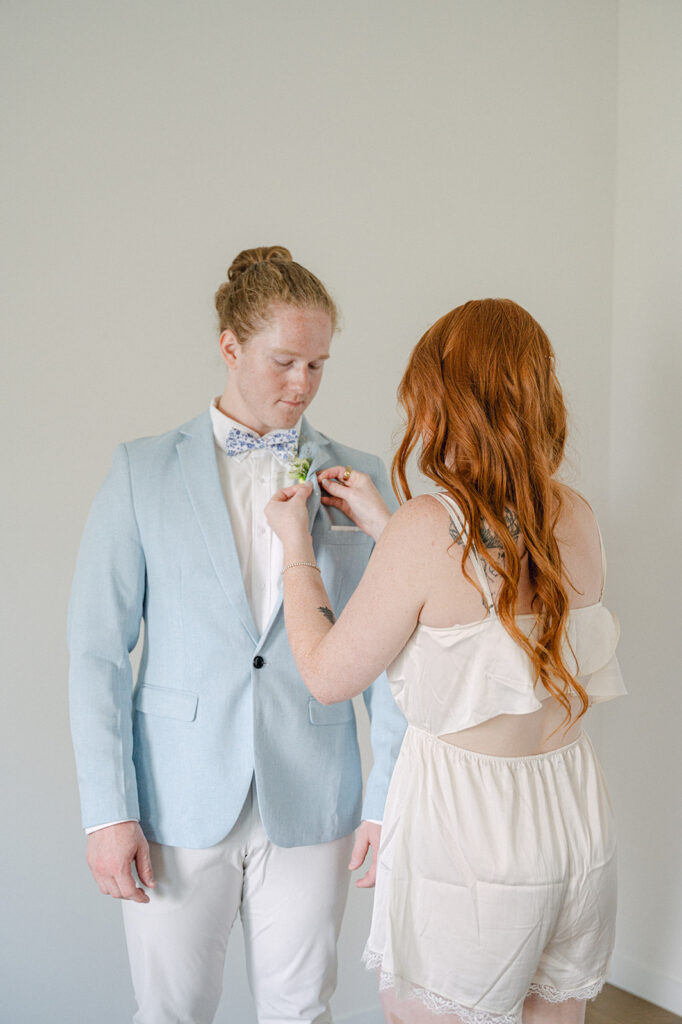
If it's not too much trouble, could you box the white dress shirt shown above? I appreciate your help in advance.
[209,400,301,635]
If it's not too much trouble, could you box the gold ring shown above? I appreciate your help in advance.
[343,465,352,482]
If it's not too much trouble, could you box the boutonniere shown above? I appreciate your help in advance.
[287,442,315,483]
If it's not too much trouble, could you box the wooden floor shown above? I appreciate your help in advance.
[586,985,682,1024]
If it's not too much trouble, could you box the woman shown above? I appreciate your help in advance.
[265,298,625,1024]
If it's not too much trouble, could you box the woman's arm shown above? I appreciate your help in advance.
[266,486,429,704]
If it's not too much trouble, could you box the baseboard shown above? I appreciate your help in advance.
[609,951,682,1015]
[336,1007,383,1024]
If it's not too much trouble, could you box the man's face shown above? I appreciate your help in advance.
[219,304,332,435]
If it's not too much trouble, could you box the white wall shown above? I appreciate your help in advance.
[2,1,676,1021]
[596,1,682,1014]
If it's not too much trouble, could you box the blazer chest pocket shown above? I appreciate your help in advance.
[322,525,371,547]
[308,696,355,726]
[134,683,199,722]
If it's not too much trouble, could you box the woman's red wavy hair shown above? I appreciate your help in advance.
[392,298,587,725]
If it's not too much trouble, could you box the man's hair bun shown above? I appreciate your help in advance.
[215,245,338,343]
[227,246,293,281]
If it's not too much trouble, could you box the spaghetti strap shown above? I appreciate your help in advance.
[595,520,607,600]
[430,493,496,614]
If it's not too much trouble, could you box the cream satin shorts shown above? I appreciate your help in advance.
[364,727,617,1024]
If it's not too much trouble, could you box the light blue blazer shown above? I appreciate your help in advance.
[68,410,406,848]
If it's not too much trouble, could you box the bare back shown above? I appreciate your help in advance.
[414,486,604,756]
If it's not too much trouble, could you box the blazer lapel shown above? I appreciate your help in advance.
[176,411,259,643]
[256,417,332,647]
[299,417,333,531]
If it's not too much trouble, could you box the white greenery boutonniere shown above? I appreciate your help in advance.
[287,442,314,483]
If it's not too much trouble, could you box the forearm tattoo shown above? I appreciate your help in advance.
[318,606,337,625]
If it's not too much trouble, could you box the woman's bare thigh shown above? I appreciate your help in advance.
[522,992,586,1023]
[380,987,478,1024]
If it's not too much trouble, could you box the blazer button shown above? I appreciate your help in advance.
[252,655,265,669]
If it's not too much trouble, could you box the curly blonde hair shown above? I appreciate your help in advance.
[214,246,338,343]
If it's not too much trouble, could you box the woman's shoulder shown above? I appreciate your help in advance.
[554,485,604,601]
[386,492,456,529]
[554,484,601,542]
[378,493,464,562]
[556,482,593,514]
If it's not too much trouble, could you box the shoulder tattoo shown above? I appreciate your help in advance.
[448,507,521,584]
[480,507,521,550]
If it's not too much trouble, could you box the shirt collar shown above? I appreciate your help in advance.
[210,399,302,455]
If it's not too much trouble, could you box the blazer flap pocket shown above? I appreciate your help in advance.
[308,696,355,725]
[323,525,371,546]
[134,684,199,722]
[320,507,371,545]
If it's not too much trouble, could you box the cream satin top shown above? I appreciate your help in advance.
[386,493,626,736]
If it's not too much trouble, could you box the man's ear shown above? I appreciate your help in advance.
[219,330,241,369]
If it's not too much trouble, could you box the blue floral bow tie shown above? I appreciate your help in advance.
[224,426,299,462]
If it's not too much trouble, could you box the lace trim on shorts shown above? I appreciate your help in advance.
[362,949,605,1023]
[527,980,605,1002]
[362,949,520,1023]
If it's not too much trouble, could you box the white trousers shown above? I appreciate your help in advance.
[121,781,354,1024]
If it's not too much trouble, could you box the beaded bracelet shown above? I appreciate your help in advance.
[282,561,321,575]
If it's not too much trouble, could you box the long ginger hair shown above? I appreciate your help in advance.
[392,298,587,725]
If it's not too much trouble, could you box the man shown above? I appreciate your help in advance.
[68,249,406,1024]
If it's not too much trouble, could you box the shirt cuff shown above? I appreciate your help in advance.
[85,819,137,835]
[363,818,383,826]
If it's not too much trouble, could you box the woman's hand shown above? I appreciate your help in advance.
[317,466,392,542]
[265,482,314,549]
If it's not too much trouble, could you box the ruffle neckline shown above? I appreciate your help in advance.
[387,600,625,736]
[413,601,620,678]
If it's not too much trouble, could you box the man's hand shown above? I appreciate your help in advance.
[86,821,155,903]
[349,820,381,889]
